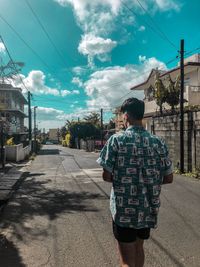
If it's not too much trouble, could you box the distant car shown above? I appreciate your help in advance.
[46,141,53,145]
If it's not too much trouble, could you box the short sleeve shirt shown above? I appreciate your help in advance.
[97,126,173,229]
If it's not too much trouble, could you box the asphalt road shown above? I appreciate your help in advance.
[0,145,200,267]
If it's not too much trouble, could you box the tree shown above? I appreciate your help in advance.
[165,75,180,112]
[105,118,115,130]
[83,112,100,127]
[154,72,167,114]
[60,126,67,139]
[68,121,100,140]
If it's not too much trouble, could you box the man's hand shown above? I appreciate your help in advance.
[163,173,173,184]
[102,169,113,183]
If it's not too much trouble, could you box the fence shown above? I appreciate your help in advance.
[151,110,200,172]
[78,139,106,152]
[5,143,31,162]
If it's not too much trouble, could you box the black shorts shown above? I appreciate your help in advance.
[112,221,150,243]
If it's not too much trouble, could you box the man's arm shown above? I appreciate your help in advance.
[162,173,173,184]
[102,168,113,183]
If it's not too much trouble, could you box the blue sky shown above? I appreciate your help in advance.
[0,0,200,130]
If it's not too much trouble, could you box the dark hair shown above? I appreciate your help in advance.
[120,97,145,120]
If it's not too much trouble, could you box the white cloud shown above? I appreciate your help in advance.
[12,70,79,97]
[0,42,5,53]
[78,34,117,56]
[54,0,181,67]
[60,89,80,96]
[72,77,83,87]
[54,0,121,19]
[138,25,146,32]
[72,90,80,94]
[154,0,181,11]
[72,66,88,75]
[13,70,60,96]
[78,34,117,64]
[83,56,167,109]
[37,106,64,120]
[139,55,146,62]
[60,90,71,97]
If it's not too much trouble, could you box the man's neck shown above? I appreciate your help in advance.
[127,120,143,127]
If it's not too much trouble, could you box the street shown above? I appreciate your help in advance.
[0,145,200,267]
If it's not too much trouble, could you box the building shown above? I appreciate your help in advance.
[48,128,59,144]
[131,54,200,116]
[0,83,28,139]
[115,54,200,131]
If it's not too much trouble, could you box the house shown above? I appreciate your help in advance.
[48,128,59,144]
[0,83,28,141]
[131,54,200,117]
[115,54,200,131]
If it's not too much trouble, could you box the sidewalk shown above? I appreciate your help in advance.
[0,162,30,211]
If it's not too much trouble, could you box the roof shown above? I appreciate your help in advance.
[130,62,200,91]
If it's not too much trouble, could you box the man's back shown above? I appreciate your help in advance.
[98,125,172,229]
[97,97,173,267]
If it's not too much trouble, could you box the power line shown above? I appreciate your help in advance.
[32,95,79,104]
[0,13,55,74]
[135,0,177,49]
[112,55,179,106]
[32,55,179,110]
[121,0,177,49]
[0,7,181,100]
[24,0,70,70]
[0,35,29,93]
[185,46,200,57]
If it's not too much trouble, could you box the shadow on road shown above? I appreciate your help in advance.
[1,173,106,241]
[0,234,26,267]
[38,149,60,155]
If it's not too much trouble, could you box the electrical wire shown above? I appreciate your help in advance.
[24,0,72,73]
[185,46,200,57]
[121,0,177,50]
[0,35,29,93]
[0,13,55,74]
[0,5,180,96]
[135,0,177,49]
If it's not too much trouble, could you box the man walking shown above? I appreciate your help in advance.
[97,98,173,267]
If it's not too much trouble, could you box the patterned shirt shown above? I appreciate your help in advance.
[97,126,173,229]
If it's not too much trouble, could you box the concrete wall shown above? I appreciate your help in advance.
[49,129,59,142]
[150,111,200,172]
[80,139,95,152]
[5,143,31,162]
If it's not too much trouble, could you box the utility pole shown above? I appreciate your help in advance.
[100,108,103,149]
[0,120,5,170]
[28,91,32,142]
[34,106,38,153]
[180,39,185,173]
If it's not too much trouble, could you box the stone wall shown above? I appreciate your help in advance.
[151,110,200,172]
